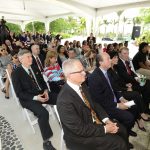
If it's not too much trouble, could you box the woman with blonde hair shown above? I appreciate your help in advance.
[44,51,65,93]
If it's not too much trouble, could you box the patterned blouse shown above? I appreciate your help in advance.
[44,63,63,82]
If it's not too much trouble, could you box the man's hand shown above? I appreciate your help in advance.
[126,83,132,88]
[43,90,49,101]
[37,94,47,103]
[105,122,119,134]
[118,102,129,110]
[120,97,128,103]
[37,90,49,102]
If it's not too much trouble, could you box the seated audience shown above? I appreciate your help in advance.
[88,52,138,147]
[132,42,150,79]
[12,50,57,150]
[44,51,65,93]
[68,48,77,59]
[57,45,68,68]
[116,47,150,115]
[0,46,11,98]
[4,51,21,99]
[108,51,149,131]
[31,44,45,73]
[57,59,129,150]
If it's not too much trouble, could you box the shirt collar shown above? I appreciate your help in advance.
[22,64,31,73]
[33,55,38,59]
[99,67,107,75]
[67,80,80,93]
[119,57,126,64]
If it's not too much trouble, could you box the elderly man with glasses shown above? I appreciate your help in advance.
[57,59,129,150]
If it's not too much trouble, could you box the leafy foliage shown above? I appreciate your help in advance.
[6,22,21,34]
[136,30,150,44]
[140,8,150,24]
[25,21,45,33]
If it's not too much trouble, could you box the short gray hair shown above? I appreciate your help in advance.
[18,49,31,59]
[62,59,81,77]
[31,44,39,51]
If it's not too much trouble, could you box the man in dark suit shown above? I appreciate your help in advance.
[57,59,129,150]
[12,49,57,150]
[116,47,150,115]
[31,44,45,72]
[88,52,137,143]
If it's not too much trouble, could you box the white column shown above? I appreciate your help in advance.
[45,21,50,33]
[20,22,26,32]
[86,17,92,36]
[92,17,99,37]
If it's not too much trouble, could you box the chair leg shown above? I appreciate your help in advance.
[23,109,37,134]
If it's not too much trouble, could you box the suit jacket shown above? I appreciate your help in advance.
[12,65,47,106]
[88,67,120,113]
[57,82,108,147]
[32,54,45,72]
[116,59,137,84]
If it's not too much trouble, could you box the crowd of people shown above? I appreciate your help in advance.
[0,29,150,150]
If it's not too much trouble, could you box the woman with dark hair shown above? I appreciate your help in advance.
[108,51,150,132]
[106,44,114,53]
[75,41,82,58]
[57,45,68,68]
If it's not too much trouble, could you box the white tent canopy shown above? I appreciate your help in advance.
[0,0,150,33]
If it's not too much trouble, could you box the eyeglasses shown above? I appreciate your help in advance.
[70,69,85,74]
[0,49,5,52]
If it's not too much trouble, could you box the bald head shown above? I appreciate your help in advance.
[97,52,111,70]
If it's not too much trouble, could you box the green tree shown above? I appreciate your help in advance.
[103,19,109,36]
[50,18,69,33]
[78,17,86,35]
[6,22,21,34]
[140,8,150,24]
[122,17,128,35]
[111,19,118,34]
[25,21,45,33]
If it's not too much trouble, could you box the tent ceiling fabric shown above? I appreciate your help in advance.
[0,0,150,24]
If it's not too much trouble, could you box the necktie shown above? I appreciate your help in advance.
[125,61,132,75]
[105,72,117,103]
[28,69,40,90]
[36,57,44,72]
[79,86,102,125]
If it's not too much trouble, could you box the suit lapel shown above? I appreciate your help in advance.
[97,68,111,89]
[65,83,93,108]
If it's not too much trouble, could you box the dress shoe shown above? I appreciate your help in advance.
[129,142,134,149]
[43,141,56,150]
[141,116,150,122]
[129,130,137,137]
[136,121,146,132]
[5,96,9,99]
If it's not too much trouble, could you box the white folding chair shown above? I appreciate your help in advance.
[42,73,51,92]
[6,69,20,106]
[0,137,1,150]
[0,74,5,89]
[7,69,55,133]
[54,105,67,150]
